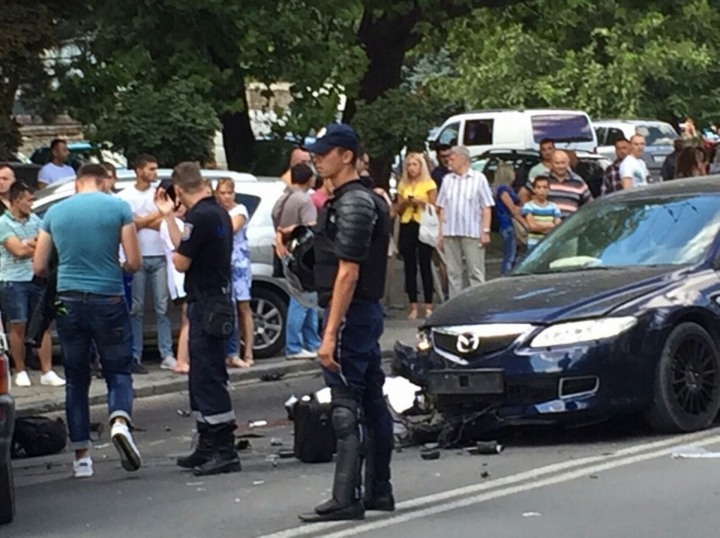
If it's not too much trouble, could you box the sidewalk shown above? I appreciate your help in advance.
[13,318,422,417]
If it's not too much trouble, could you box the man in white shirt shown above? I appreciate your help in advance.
[37,139,75,189]
[620,134,650,190]
[436,146,494,299]
[116,154,175,373]
[528,138,556,181]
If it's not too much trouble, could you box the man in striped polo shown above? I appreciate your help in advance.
[436,146,494,299]
[519,150,592,218]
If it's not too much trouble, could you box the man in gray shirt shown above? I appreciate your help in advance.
[272,163,320,360]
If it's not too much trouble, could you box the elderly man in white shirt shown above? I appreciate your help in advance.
[436,146,494,299]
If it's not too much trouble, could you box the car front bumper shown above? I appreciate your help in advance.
[403,327,660,425]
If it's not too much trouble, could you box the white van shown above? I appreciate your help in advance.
[432,109,597,157]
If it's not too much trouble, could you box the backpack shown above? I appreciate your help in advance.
[11,416,67,459]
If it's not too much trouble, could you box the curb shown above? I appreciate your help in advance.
[16,348,397,418]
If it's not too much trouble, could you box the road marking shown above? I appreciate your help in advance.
[320,432,720,538]
[257,428,720,538]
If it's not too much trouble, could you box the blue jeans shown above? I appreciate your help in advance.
[500,226,517,275]
[130,256,173,361]
[1,280,44,323]
[322,301,393,497]
[56,293,134,450]
[285,297,321,355]
[225,313,240,358]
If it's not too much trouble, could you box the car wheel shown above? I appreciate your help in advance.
[251,287,288,359]
[646,322,720,433]
[0,451,15,524]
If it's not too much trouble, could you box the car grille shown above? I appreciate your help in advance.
[432,331,519,359]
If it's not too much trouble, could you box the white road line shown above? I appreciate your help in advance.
[257,428,720,538]
[320,432,720,538]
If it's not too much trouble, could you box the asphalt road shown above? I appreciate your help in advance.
[4,371,720,538]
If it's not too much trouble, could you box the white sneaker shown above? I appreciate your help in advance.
[111,421,142,472]
[73,457,94,478]
[15,371,31,387]
[286,349,317,360]
[160,356,177,370]
[40,370,66,387]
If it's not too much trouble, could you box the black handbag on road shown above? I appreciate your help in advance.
[293,395,336,464]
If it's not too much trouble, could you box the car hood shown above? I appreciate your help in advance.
[426,266,679,327]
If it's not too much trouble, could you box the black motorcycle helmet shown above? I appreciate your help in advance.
[286,225,315,292]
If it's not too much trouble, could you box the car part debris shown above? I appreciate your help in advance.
[278,449,295,459]
[671,445,720,459]
[236,439,252,451]
[260,371,285,382]
[420,449,441,461]
[248,420,268,429]
[475,441,503,455]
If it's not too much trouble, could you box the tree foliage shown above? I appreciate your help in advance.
[89,80,220,168]
[429,0,720,125]
[0,0,86,158]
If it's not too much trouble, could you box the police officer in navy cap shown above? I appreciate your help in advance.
[155,162,241,476]
[299,124,395,522]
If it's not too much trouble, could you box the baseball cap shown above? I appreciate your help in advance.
[304,123,359,155]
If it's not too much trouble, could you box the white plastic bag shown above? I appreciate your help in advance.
[418,205,439,248]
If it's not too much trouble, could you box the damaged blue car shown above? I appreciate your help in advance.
[413,177,720,433]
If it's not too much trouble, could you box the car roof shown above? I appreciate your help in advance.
[473,148,608,160]
[600,175,720,202]
[593,119,674,126]
[446,109,589,122]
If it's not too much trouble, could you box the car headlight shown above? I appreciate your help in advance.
[530,317,637,348]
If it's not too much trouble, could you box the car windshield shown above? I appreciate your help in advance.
[532,114,594,143]
[515,195,720,274]
[634,123,678,147]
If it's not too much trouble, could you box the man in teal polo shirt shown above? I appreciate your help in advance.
[0,182,65,388]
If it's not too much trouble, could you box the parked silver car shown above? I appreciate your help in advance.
[32,171,290,359]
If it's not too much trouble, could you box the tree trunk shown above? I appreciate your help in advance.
[217,70,255,172]
[344,10,421,189]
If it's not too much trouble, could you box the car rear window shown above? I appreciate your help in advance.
[532,114,594,144]
[634,124,678,147]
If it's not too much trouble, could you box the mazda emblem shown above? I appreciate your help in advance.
[456,333,481,354]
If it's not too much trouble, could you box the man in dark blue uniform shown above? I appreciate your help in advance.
[299,125,394,522]
[155,162,240,476]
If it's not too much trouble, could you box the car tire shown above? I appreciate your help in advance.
[0,452,15,524]
[646,322,720,433]
[251,287,288,359]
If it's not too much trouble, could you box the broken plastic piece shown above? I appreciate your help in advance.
[315,387,332,405]
[248,420,268,429]
[177,409,191,418]
[475,441,503,455]
[421,449,441,461]
[270,438,283,446]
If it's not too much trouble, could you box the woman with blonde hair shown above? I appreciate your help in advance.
[396,153,437,319]
[214,178,255,368]
[494,162,525,274]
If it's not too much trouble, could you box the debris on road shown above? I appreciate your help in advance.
[94,443,110,450]
[177,409,191,418]
[266,455,279,467]
[260,371,285,383]
[481,471,490,479]
[248,420,268,429]
[278,449,295,459]
[420,449,441,461]
[270,438,283,446]
[186,482,204,487]
[523,512,542,517]
[671,446,720,459]
[475,441,503,455]
[253,480,265,486]
[236,439,252,451]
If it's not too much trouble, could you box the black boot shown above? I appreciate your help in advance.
[193,423,241,476]
[363,430,395,512]
[299,404,365,522]
[177,423,213,469]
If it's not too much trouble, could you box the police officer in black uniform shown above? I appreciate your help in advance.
[155,162,241,476]
[299,125,395,522]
